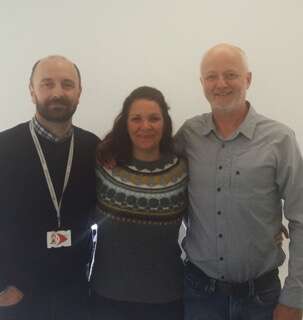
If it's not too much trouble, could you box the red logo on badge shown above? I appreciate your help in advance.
[50,232,68,245]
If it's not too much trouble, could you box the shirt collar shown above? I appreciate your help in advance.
[31,117,73,143]
[235,103,258,140]
[201,102,258,140]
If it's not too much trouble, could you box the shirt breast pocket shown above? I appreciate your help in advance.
[231,146,276,199]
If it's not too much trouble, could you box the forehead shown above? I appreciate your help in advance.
[202,48,246,74]
[128,99,162,115]
[32,58,79,85]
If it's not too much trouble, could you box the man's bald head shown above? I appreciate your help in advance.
[200,43,250,76]
[30,55,82,89]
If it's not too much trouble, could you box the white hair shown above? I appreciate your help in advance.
[200,43,250,74]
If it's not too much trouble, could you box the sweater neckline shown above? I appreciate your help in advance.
[127,154,175,171]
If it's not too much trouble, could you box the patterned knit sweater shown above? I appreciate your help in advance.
[92,154,188,303]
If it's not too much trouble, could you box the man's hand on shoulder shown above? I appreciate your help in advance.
[273,304,302,320]
[0,286,23,307]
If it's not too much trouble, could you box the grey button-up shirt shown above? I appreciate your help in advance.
[175,105,303,308]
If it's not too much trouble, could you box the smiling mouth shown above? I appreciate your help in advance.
[137,136,154,139]
[215,92,232,96]
[49,103,68,109]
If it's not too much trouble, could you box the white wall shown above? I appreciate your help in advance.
[1,0,302,284]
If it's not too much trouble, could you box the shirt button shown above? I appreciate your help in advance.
[220,257,224,261]
[217,187,221,192]
[218,234,223,238]
[217,211,221,215]
[218,165,223,170]
[236,171,240,175]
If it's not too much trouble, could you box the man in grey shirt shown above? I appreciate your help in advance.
[175,43,303,320]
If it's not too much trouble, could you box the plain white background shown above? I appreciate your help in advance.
[1,0,303,285]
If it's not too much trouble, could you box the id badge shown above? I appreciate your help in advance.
[47,230,72,249]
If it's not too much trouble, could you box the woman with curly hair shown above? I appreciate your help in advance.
[90,86,187,320]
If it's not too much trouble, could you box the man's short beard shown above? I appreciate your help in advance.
[36,97,77,123]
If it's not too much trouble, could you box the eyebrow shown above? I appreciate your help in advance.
[204,68,238,74]
[129,112,161,116]
[39,78,76,84]
[40,78,54,83]
[62,79,76,84]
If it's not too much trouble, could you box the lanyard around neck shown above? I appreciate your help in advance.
[29,121,74,228]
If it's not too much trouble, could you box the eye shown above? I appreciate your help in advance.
[41,81,55,89]
[225,72,239,80]
[149,115,161,123]
[129,116,141,122]
[62,80,75,90]
[205,74,217,81]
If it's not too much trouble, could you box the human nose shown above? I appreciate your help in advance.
[216,75,228,88]
[51,84,64,98]
[141,119,152,129]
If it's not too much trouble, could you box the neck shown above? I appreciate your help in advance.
[212,103,249,139]
[35,113,72,139]
[132,149,160,162]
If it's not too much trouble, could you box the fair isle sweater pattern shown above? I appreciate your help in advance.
[96,156,188,225]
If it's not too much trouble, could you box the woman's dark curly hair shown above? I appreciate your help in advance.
[97,86,173,165]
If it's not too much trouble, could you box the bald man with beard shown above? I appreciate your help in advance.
[0,56,99,319]
[175,44,303,320]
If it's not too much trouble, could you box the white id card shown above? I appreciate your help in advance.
[47,230,72,249]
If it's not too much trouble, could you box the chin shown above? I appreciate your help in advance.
[136,145,156,152]
[134,143,160,153]
[212,100,237,111]
[212,104,229,112]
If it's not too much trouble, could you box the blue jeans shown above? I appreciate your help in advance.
[184,263,281,320]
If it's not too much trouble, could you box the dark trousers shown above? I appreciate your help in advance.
[184,262,281,320]
[0,283,90,320]
[91,291,184,320]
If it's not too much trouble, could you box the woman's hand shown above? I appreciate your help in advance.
[0,286,23,307]
[274,225,289,246]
